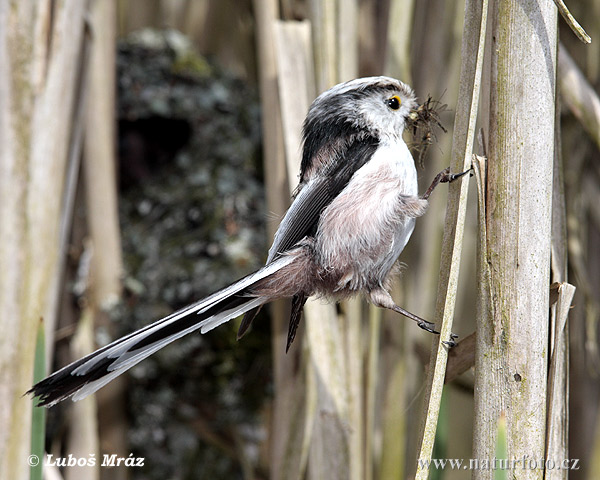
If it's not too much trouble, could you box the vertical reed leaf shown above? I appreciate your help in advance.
[30,320,46,480]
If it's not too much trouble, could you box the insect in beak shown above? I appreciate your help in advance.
[406,96,448,167]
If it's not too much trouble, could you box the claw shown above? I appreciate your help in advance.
[422,166,472,200]
[446,167,473,183]
[417,320,439,335]
[417,321,458,348]
[443,332,459,348]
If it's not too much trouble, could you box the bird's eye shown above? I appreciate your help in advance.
[386,95,401,110]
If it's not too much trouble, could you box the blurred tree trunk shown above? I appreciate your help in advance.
[82,2,128,480]
[473,1,557,478]
[0,1,89,479]
[251,2,299,480]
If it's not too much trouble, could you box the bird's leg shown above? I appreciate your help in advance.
[421,166,472,200]
[390,304,439,334]
[368,288,458,346]
[369,288,438,333]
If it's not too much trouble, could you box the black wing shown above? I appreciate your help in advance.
[238,135,379,340]
[268,135,379,261]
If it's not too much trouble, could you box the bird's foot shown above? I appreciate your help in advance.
[422,165,473,200]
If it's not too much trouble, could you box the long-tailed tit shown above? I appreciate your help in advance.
[29,76,464,406]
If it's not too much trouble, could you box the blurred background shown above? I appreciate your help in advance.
[1,0,599,479]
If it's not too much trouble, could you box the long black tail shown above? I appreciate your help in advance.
[28,256,293,406]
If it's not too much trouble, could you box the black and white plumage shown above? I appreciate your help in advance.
[29,76,445,407]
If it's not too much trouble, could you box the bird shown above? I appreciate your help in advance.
[28,76,463,407]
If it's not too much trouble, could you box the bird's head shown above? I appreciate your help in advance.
[303,76,418,144]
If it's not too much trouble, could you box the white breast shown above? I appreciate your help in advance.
[315,138,420,291]
[349,138,417,194]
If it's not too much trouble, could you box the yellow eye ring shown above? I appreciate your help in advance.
[386,95,401,110]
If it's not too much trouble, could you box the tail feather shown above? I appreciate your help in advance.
[28,256,293,406]
[237,307,262,339]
